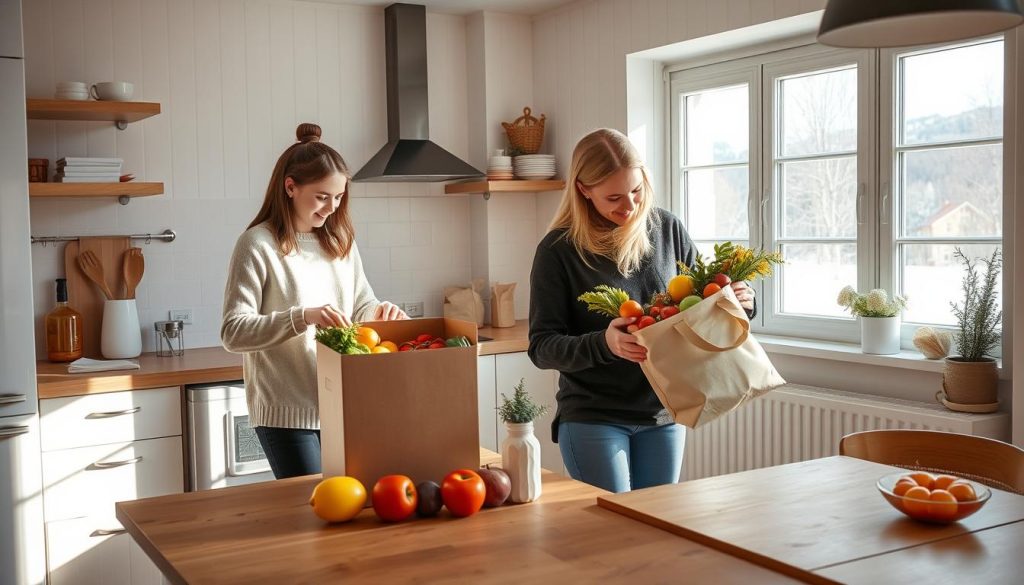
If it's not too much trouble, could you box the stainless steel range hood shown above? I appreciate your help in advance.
[353,3,483,183]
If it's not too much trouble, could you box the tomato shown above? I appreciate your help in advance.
[399,342,416,352]
[660,306,680,319]
[618,300,644,319]
[441,469,486,517]
[649,306,662,318]
[702,283,722,297]
[428,341,446,349]
[354,326,380,349]
[372,475,418,522]
[637,315,656,329]
[415,333,433,343]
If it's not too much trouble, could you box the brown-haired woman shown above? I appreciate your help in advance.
[221,123,406,479]
[528,128,755,493]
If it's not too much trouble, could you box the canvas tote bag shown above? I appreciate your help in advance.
[633,286,785,428]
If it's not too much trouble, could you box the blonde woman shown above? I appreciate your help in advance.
[528,128,754,493]
[221,123,406,479]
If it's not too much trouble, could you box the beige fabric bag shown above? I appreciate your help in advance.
[443,279,485,326]
[633,286,785,428]
[490,282,517,328]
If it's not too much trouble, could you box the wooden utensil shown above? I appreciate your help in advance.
[77,251,116,300]
[122,247,144,299]
[65,237,132,358]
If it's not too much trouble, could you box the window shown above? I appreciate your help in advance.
[669,39,1005,346]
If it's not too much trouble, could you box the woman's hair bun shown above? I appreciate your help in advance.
[296,123,322,143]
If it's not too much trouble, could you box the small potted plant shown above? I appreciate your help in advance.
[497,378,549,503]
[837,286,908,355]
[943,248,1002,412]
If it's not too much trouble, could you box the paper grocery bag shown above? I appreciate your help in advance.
[490,282,517,328]
[633,286,786,428]
[443,279,485,326]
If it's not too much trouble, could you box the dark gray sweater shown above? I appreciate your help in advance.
[527,207,697,442]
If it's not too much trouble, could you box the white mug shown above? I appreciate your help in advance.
[90,81,134,101]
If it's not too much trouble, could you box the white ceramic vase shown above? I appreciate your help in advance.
[860,315,900,355]
[501,421,542,503]
[101,299,142,359]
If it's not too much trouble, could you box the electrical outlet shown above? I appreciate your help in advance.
[169,309,193,325]
[404,301,424,318]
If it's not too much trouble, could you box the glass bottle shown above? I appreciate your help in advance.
[46,278,83,362]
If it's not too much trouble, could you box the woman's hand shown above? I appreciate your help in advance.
[731,281,755,311]
[303,304,350,328]
[605,317,647,363]
[373,301,408,321]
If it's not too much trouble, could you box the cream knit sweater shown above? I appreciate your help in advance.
[221,223,380,429]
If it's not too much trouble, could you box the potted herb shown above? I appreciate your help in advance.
[498,378,549,503]
[943,248,1002,412]
[836,286,908,355]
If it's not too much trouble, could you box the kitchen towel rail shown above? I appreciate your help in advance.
[31,229,176,247]
[683,383,1011,481]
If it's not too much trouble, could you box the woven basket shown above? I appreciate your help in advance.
[942,357,998,405]
[502,107,546,154]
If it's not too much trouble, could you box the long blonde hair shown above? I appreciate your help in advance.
[549,128,656,276]
[248,123,355,259]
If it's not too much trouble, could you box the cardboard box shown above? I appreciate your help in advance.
[317,317,480,489]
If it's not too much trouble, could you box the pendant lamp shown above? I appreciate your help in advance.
[818,0,1024,48]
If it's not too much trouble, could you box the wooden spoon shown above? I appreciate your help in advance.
[123,247,144,300]
[77,251,115,300]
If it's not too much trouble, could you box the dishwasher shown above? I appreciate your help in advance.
[186,382,275,490]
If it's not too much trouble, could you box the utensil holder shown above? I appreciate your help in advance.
[101,299,142,359]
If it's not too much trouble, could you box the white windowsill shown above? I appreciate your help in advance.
[757,335,1004,375]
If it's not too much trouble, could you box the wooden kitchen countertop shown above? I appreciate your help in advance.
[37,322,530,398]
[115,449,801,584]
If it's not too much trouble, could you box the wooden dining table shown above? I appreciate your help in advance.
[597,455,1024,585]
[115,449,804,584]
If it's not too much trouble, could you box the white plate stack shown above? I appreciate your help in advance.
[54,157,123,183]
[513,154,556,180]
[488,155,513,180]
[56,81,89,101]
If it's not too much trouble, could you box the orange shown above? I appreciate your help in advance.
[927,489,959,521]
[947,481,977,502]
[378,340,398,353]
[371,346,390,353]
[932,474,959,491]
[702,283,722,297]
[893,478,917,497]
[355,326,380,349]
[908,472,935,490]
[902,486,932,516]
[667,275,695,302]
[618,300,645,319]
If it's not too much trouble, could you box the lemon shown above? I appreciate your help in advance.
[309,476,367,523]
[667,275,695,302]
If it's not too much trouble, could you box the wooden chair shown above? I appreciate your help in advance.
[839,429,1024,494]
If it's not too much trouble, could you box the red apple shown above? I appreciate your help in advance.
[712,273,732,287]
[441,469,486,517]
[477,466,511,507]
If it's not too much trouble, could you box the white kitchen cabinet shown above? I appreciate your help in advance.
[40,388,183,585]
[480,352,565,475]
[45,516,169,585]
[477,356,497,451]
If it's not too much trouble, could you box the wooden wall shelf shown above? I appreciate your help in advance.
[444,179,565,195]
[29,182,164,202]
[26,99,161,124]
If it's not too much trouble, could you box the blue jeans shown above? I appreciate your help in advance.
[255,426,321,479]
[558,421,685,493]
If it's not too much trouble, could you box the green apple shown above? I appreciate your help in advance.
[678,295,702,312]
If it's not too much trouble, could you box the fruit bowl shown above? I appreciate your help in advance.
[877,472,991,524]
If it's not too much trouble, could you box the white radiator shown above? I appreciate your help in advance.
[683,384,1010,481]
